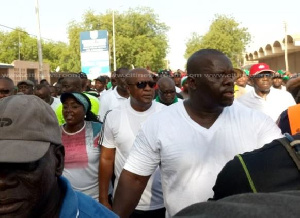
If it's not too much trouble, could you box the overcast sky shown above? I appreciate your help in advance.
[0,0,299,69]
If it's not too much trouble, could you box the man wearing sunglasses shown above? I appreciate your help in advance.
[99,68,165,217]
[112,49,282,217]
[0,77,14,99]
[237,63,295,121]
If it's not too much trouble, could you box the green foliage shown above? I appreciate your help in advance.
[185,14,251,66]
[0,7,169,73]
[0,28,69,72]
[67,7,169,71]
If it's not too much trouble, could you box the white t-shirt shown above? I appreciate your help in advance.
[124,101,283,217]
[237,88,296,121]
[99,87,128,122]
[102,99,165,210]
[62,121,113,200]
[50,97,60,111]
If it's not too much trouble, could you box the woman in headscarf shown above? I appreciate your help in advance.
[60,92,112,201]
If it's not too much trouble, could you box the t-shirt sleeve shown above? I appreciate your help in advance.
[99,95,108,122]
[101,113,116,149]
[123,119,161,176]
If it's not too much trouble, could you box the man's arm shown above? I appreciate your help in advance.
[99,146,115,209]
[113,169,150,217]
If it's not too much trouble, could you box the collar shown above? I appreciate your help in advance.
[58,176,80,218]
[155,95,178,104]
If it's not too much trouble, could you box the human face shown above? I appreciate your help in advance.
[17,84,33,95]
[251,72,273,96]
[49,86,58,97]
[158,84,176,106]
[0,80,14,99]
[127,73,155,107]
[62,97,85,126]
[34,88,51,104]
[191,55,235,108]
[95,80,105,92]
[272,77,283,89]
[235,74,248,87]
[61,79,79,93]
[0,146,63,217]
[173,77,181,88]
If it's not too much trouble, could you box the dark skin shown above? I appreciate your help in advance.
[34,87,53,105]
[126,69,154,112]
[62,97,85,133]
[0,79,14,99]
[115,70,130,98]
[184,54,235,128]
[272,77,283,89]
[100,69,154,210]
[250,72,272,99]
[113,52,235,217]
[17,84,33,95]
[157,77,176,106]
[0,144,65,218]
[61,77,82,94]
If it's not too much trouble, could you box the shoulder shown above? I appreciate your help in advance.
[84,93,99,103]
[76,191,118,218]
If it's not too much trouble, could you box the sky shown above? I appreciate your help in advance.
[0,0,299,70]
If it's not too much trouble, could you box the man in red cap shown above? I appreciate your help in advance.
[237,63,295,121]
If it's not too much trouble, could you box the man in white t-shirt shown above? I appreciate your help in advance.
[34,84,60,111]
[99,68,130,122]
[237,63,295,121]
[99,68,165,217]
[112,49,283,217]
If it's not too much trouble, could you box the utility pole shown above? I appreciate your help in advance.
[112,10,116,71]
[284,21,289,71]
[35,0,44,80]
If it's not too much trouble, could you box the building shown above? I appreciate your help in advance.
[245,34,300,72]
[0,60,50,85]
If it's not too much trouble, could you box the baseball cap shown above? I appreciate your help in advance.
[60,92,90,114]
[0,95,61,163]
[17,80,35,87]
[94,76,107,83]
[249,63,275,77]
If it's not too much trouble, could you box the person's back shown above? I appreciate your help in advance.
[212,134,300,200]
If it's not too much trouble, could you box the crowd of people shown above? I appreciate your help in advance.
[1,48,300,217]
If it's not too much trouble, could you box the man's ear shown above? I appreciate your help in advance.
[187,76,196,90]
[54,145,65,177]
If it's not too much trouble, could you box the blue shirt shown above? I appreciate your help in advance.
[59,176,118,218]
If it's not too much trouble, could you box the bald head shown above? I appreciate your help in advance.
[187,49,230,76]
[61,76,82,93]
[126,68,152,85]
[158,77,175,88]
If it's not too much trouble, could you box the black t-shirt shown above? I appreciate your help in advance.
[212,136,300,201]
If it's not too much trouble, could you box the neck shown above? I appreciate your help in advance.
[117,86,129,98]
[184,99,223,129]
[255,89,270,99]
[130,99,152,112]
[64,121,85,133]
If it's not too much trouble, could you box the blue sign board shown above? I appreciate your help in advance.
[80,30,110,79]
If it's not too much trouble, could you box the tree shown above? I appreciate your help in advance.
[185,15,251,66]
[67,7,169,72]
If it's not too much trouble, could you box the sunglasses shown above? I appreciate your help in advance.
[128,81,156,89]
